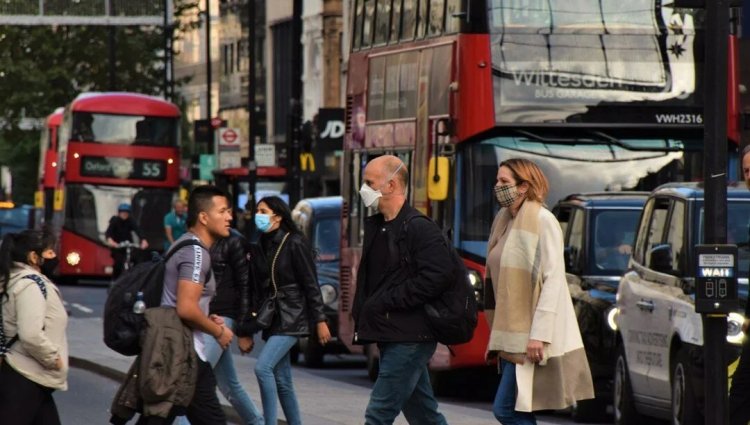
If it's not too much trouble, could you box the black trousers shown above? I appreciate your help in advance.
[135,359,226,425]
[730,342,750,425]
[111,249,126,280]
[0,361,61,425]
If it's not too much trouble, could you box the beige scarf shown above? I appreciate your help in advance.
[486,200,543,357]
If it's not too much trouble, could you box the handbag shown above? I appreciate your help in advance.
[247,233,290,333]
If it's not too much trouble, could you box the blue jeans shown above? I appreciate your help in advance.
[179,317,263,425]
[254,335,301,425]
[364,342,447,425]
[493,360,537,424]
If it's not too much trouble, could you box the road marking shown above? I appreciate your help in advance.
[71,303,93,314]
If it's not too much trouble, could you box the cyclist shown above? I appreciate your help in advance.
[105,203,148,279]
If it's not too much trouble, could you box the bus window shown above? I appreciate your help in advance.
[374,0,391,46]
[368,56,386,121]
[428,0,445,36]
[398,52,419,117]
[362,0,375,48]
[384,54,401,120]
[445,0,460,34]
[401,0,416,41]
[390,0,402,43]
[429,45,452,116]
[72,113,178,147]
[352,0,364,50]
[417,0,428,38]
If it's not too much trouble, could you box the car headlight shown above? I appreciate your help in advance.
[727,312,745,345]
[606,307,619,332]
[66,251,81,266]
[320,284,337,305]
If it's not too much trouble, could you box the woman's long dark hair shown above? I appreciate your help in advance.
[0,230,55,301]
[257,196,301,236]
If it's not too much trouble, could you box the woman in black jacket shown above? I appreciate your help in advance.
[251,196,330,425]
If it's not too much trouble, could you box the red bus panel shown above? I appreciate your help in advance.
[455,34,495,142]
[71,92,180,117]
[58,230,113,277]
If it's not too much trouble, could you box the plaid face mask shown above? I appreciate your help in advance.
[494,184,519,208]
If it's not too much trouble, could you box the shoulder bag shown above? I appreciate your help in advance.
[247,233,290,333]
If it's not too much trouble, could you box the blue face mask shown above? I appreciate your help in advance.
[255,214,272,232]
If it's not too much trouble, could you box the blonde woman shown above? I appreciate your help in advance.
[484,158,593,424]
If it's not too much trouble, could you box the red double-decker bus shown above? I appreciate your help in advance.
[43,92,181,282]
[36,108,64,225]
[339,0,746,385]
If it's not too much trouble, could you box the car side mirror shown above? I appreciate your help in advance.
[649,244,673,273]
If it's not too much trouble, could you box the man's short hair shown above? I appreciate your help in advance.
[186,185,228,228]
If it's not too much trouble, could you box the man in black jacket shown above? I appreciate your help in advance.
[730,145,750,425]
[352,155,452,425]
[105,203,148,279]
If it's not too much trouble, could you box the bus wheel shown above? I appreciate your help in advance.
[672,347,703,425]
[365,344,379,382]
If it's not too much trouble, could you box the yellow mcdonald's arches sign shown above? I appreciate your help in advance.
[300,152,316,172]
[53,189,64,211]
[34,191,44,209]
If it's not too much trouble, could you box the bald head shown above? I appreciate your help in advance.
[366,155,408,191]
[362,155,408,218]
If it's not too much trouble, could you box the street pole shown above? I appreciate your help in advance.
[163,0,171,100]
[108,26,116,90]
[247,0,257,209]
[288,0,303,206]
[703,0,730,424]
[206,0,212,121]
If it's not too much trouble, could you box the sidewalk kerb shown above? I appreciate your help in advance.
[69,355,269,424]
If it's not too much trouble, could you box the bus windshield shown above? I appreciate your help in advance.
[64,184,174,248]
[71,112,178,146]
[456,134,694,259]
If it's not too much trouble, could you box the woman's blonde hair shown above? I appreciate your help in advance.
[500,158,549,202]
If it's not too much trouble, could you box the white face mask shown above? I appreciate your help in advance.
[359,162,404,209]
[359,183,382,208]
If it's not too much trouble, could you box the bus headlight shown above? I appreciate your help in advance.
[468,270,483,308]
[606,307,619,332]
[320,284,337,305]
[66,251,81,266]
[727,313,745,345]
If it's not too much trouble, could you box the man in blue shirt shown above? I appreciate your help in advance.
[164,199,187,249]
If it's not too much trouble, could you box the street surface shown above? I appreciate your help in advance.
[59,282,612,425]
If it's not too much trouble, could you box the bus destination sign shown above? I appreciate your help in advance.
[80,156,166,181]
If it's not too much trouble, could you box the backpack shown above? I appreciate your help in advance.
[397,215,478,346]
[0,275,48,358]
[103,239,206,356]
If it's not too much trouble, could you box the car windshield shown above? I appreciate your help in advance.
[590,209,642,275]
[314,217,340,262]
[697,200,750,278]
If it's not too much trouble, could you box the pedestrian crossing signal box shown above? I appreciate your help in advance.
[695,244,738,314]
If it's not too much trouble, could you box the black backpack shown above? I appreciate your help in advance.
[103,239,205,356]
[397,215,478,346]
